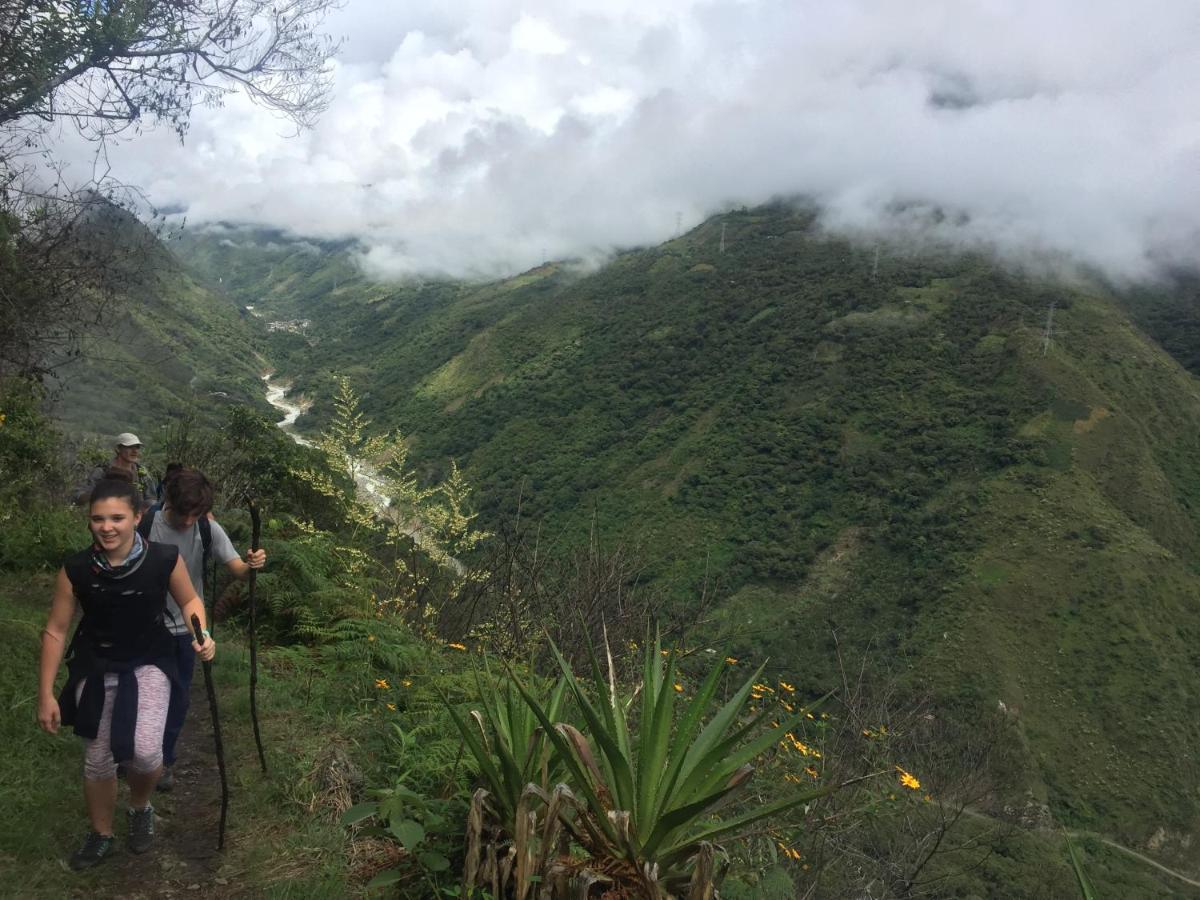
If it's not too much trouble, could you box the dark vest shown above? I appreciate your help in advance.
[59,542,180,762]
[64,542,178,662]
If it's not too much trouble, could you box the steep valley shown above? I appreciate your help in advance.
[20,202,1195,894]
[171,206,1200,883]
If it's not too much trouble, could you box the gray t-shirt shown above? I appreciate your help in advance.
[149,514,239,635]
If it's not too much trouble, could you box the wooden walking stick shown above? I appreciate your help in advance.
[191,614,230,850]
[248,501,267,773]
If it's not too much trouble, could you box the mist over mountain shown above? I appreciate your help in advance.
[54,0,1200,281]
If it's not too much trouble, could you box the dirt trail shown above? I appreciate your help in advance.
[959,807,1200,893]
[79,678,234,899]
[1086,835,1200,890]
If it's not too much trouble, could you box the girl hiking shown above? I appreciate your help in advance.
[37,479,216,870]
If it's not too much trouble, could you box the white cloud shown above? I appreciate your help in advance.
[56,0,1200,279]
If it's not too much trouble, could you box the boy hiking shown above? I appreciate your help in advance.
[139,468,266,789]
[74,432,157,511]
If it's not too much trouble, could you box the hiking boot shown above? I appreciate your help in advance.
[127,805,155,854]
[155,766,174,792]
[69,831,114,871]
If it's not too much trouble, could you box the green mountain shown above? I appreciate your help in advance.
[173,206,1200,881]
[46,206,270,439]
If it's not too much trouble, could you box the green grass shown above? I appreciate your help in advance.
[0,571,368,897]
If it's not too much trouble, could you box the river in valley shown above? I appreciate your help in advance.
[261,373,465,575]
[262,373,391,510]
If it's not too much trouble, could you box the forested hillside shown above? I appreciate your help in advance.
[175,204,1200,877]
[47,206,270,438]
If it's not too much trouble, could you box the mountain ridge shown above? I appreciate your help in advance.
[169,204,1200,876]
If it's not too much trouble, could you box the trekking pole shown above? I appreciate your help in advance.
[248,501,267,773]
[191,614,230,850]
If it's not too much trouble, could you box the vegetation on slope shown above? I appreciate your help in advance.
[46,206,272,439]
[173,204,1200,880]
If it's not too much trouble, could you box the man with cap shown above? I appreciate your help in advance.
[73,433,157,510]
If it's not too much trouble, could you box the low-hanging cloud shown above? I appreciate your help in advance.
[58,0,1200,280]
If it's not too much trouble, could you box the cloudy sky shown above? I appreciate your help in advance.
[64,0,1200,279]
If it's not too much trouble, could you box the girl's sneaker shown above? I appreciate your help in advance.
[127,805,156,854]
[70,831,114,870]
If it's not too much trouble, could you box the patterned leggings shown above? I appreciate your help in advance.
[76,666,171,781]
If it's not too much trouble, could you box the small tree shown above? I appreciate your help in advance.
[292,375,490,624]
[0,0,341,379]
[318,375,390,487]
[0,0,341,138]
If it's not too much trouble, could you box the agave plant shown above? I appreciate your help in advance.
[508,633,841,898]
[442,663,573,898]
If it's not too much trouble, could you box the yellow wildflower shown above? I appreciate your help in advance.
[375,678,389,690]
[895,766,921,791]
[804,766,819,779]
[673,683,683,693]
[386,703,396,711]
[401,679,412,687]
[447,642,467,651]
[661,649,670,657]
[805,712,814,720]
[779,681,795,693]
[725,657,738,665]
[368,634,376,642]
[776,842,803,861]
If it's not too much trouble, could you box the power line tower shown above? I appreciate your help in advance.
[719,222,727,254]
[1041,301,1057,356]
[675,211,682,237]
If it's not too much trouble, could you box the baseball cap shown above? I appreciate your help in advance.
[115,432,142,447]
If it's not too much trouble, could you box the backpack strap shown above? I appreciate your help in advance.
[198,515,212,568]
[136,505,159,541]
